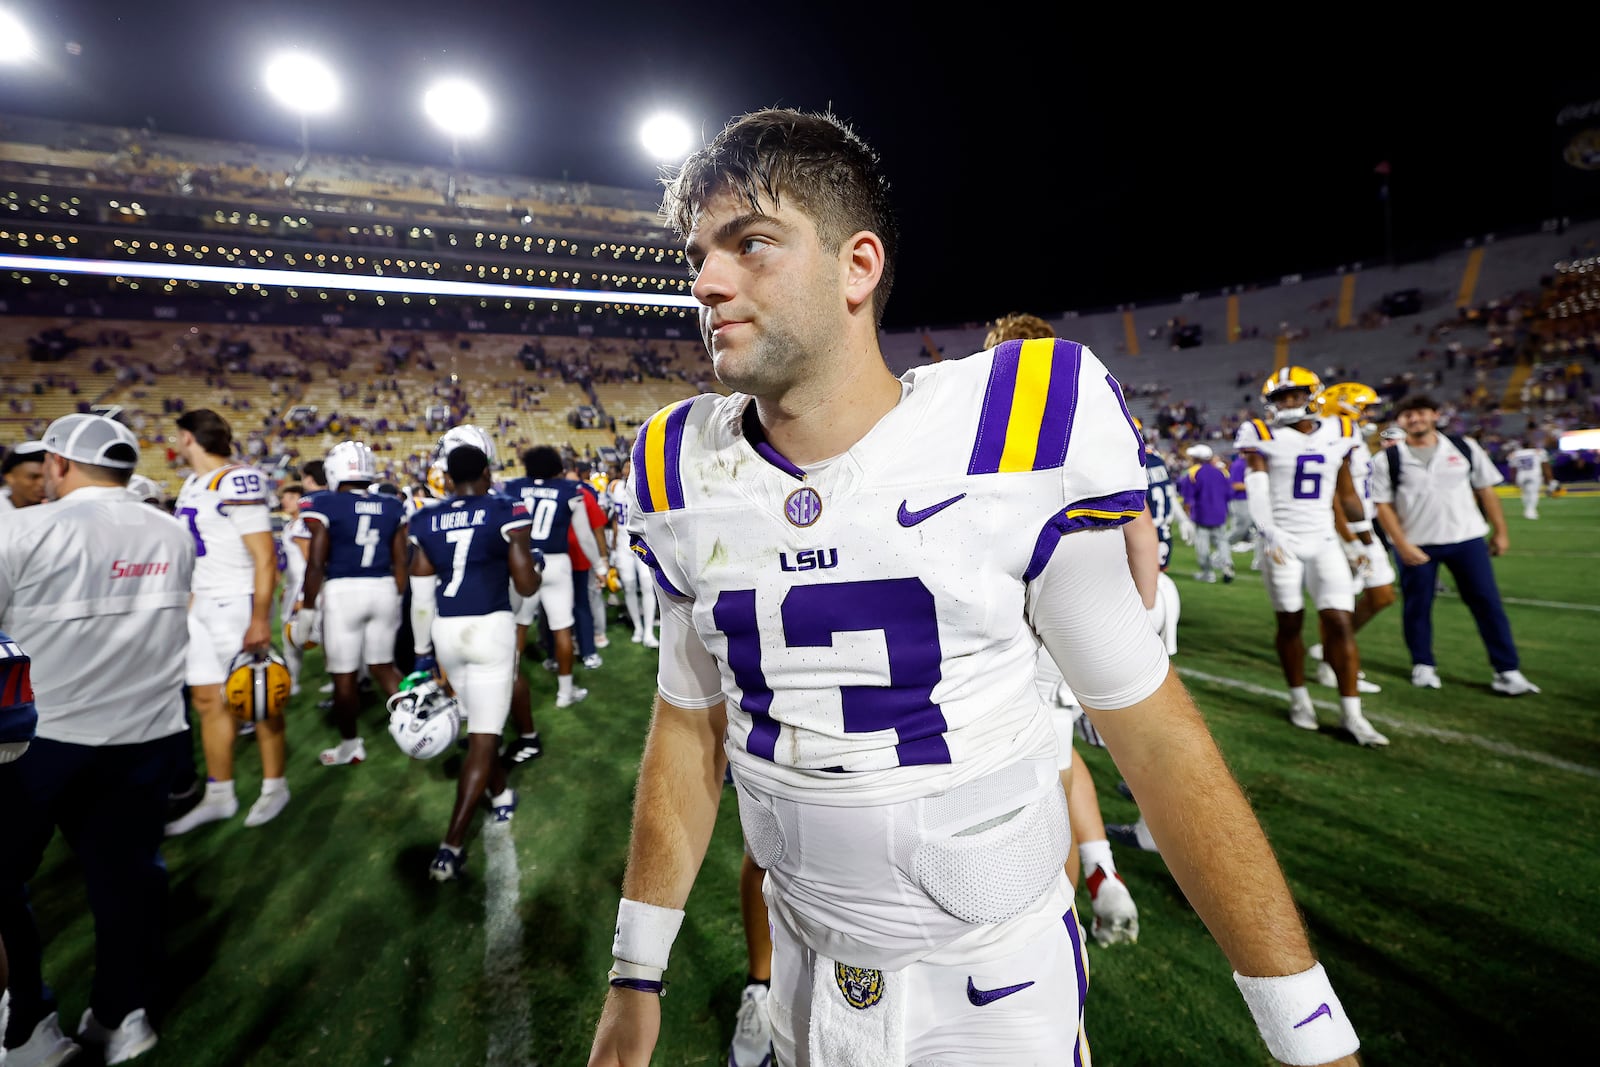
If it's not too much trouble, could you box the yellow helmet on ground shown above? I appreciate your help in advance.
[1315,381,1380,419]
[224,649,292,724]
[1261,367,1325,425]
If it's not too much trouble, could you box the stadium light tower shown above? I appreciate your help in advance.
[264,50,339,187]
[423,78,490,208]
[0,8,38,64]
[639,112,695,166]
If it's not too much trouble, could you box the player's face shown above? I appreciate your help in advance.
[4,460,44,507]
[686,185,847,398]
[1397,407,1437,435]
[280,489,302,515]
[1272,387,1310,413]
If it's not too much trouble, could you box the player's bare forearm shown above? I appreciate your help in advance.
[1088,669,1316,977]
[619,694,728,909]
[1476,487,1509,545]
[1122,508,1161,609]
[588,986,662,1067]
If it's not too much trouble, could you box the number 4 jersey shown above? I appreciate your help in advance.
[627,338,1152,806]
[300,489,406,580]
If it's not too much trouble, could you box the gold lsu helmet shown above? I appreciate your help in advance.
[1315,381,1380,419]
[1260,366,1325,425]
[224,649,292,724]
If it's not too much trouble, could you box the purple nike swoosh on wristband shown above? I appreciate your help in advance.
[965,976,1035,1006]
[1293,1002,1332,1028]
[898,493,966,527]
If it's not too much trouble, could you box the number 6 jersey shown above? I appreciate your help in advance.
[627,338,1154,806]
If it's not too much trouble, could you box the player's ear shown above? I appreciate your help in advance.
[841,230,884,314]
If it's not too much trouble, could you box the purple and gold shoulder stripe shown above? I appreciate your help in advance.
[1022,488,1148,581]
[1249,418,1274,442]
[631,399,694,514]
[968,338,1083,476]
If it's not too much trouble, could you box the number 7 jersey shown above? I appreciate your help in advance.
[626,339,1148,805]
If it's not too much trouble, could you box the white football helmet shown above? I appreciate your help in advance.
[434,424,496,467]
[386,675,462,760]
[325,440,378,489]
[126,473,163,503]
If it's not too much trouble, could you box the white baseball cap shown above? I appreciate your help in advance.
[41,414,140,470]
[1187,444,1214,461]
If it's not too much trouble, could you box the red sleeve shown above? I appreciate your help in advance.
[582,488,606,527]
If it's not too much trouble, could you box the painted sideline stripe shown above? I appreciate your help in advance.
[1176,667,1600,780]
[1437,591,1600,613]
[483,821,532,1067]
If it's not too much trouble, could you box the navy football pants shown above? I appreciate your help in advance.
[1396,536,1519,673]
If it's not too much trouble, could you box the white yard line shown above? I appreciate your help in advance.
[1176,666,1600,780]
[482,821,532,1067]
[1441,592,1600,613]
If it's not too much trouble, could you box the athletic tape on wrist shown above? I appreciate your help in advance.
[1234,963,1360,1066]
[1346,520,1372,534]
[612,898,685,972]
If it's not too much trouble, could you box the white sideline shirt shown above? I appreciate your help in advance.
[1368,435,1502,546]
[0,486,194,744]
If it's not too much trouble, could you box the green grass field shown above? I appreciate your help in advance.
[25,494,1600,1066]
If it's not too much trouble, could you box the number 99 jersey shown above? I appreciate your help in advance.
[627,339,1148,806]
[175,463,273,596]
[1232,416,1360,541]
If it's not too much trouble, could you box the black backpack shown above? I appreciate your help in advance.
[1386,432,1473,489]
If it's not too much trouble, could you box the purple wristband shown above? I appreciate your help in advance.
[609,976,665,996]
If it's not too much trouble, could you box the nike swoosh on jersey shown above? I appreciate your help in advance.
[1293,1003,1332,1028]
[966,976,1035,1007]
[897,493,966,527]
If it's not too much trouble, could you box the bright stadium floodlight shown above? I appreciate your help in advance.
[264,51,339,187]
[0,8,37,64]
[639,112,694,164]
[423,78,490,163]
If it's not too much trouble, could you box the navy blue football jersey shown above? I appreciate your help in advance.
[0,630,38,752]
[1144,449,1174,568]
[499,475,580,555]
[409,493,532,617]
[301,489,407,580]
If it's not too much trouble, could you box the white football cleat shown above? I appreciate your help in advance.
[78,1007,158,1065]
[1342,711,1390,748]
[319,737,366,766]
[1087,864,1139,946]
[727,983,775,1067]
[582,653,603,670]
[1491,670,1540,696]
[631,628,644,644]
[1288,699,1319,731]
[1316,661,1381,692]
[642,633,660,649]
[555,686,588,709]
[163,793,238,837]
[244,788,291,828]
[1411,664,1443,689]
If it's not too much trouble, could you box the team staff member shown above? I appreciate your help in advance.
[0,414,194,1066]
[1369,394,1538,695]
[0,443,46,513]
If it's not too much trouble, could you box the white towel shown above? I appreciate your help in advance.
[807,954,905,1067]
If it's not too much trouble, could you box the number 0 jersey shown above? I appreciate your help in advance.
[409,493,532,617]
[499,476,580,555]
[300,489,406,581]
[175,463,273,596]
[627,339,1148,805]
[1233,416,1360,540]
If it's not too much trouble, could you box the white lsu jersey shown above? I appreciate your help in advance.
[1233,415,1360,539]
[175,463,274,596]
[1347,434,1376,521]
[1507,447,1548,481]
[626,339,1149,808]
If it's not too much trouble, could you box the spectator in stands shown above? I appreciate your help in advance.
[0,443,47,512]
[1369,395,1538,696]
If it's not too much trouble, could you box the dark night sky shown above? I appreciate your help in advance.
[0,1,1592,331]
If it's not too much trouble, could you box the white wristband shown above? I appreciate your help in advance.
[1345,520,1372,534]
[612,898,685,971]
[1235,963,1359,1065]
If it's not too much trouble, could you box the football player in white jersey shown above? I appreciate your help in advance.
[276,481,308,695]
[607,458,659,648]
[165,410,287,834]
[1308,383,1395,694]
[1235,370,1387,747]
[1504,436,1553,520]
[295,441,408,767]
[589,109,1360,1067]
